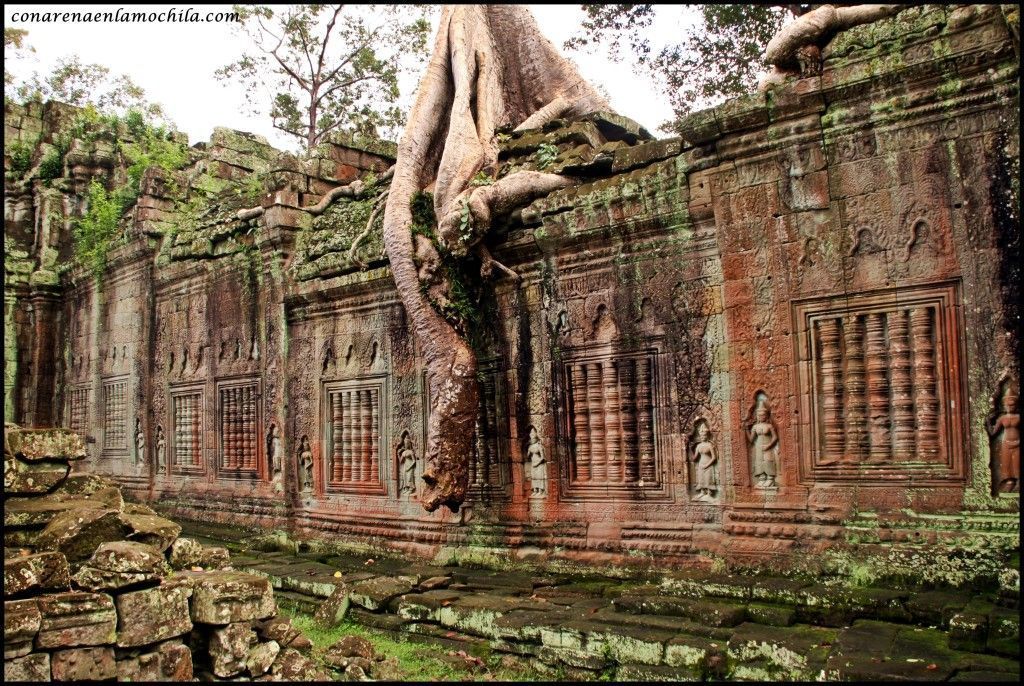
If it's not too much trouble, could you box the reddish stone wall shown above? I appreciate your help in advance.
[8,5,1019,570]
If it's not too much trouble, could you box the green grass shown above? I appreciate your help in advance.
[283,610,542,681]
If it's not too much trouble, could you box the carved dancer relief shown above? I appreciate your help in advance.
[988,381,1020,494]
[298,435,314,494]
[268,424,283,479]
[326,385,383,491]
[526,426,547,497]
[564,352,659,492]
[397,430,417,495]
[689,420,719,502]
[155,425,166,475]
[134,417,144,466]
[746,392,779,489]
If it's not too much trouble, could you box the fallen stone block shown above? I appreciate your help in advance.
[35,508,130,563]
[313,583,349,627]
[269,647,328,681]
[121,512,181,552]
[4,455,70,495]
[50,473,118,497]
[349,576,415,611]
[117,639,194,682]
[254,616,311,653]
[4,427,87,463]
[209,622,256,678]
[115,582,193,647]
[168,537,205,570]
[4,599,41,659]
[73,541,170,592]
[5,489,120,529]
[247,639,280,677]
[201,546,231,570]
[326,634,375,660]
[4,551,71,597]
[4,652,51,681]
[617,663,703,682]
[50,645,116,681]
[190,571,276,625]
[36,591,117,649]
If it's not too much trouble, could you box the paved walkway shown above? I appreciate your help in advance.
[180,520,1020,681]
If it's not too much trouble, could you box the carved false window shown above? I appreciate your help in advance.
[794,282,965,482]
[169,386,205,475]
[67,386,90,438]
[560,348,666,498]
[216,379,260,478]
[102,378,129,455]
[322,377,387,495]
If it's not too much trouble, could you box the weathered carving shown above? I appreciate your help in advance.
[298,435,314,493]
[988,381,1020,494]
[747,392,779,489]
[155,425,166,475]
[526,426,547,497]
[795,283,963,479]
[397,430,417,495]
[218,382,259,475]
[171,390,203,473]
[267,424,282,480]
[134,417,144,466]
[563,351,659,494]
[102,379,128,453]
[690,420,719,502]
[68,387,89,437]
[324,382,384,493]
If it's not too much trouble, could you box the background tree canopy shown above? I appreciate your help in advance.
[215,4,433,152]
[566,4,806,131]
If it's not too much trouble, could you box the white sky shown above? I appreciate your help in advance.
[4,4,699,151]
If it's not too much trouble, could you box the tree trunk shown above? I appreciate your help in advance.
[381,5,609,512]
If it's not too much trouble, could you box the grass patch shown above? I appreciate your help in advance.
[283,610,541,681]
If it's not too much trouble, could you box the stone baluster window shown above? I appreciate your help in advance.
[323,378,386,494]
[102,379,128,454]
[217,380,260,478]
[170,388,205,474]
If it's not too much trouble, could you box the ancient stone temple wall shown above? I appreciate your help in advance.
[6,5,1019,572]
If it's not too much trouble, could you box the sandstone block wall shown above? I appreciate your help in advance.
[4,4,1019,574]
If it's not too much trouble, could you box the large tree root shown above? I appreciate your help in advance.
[759,4,904,90]
[382,5,609,512]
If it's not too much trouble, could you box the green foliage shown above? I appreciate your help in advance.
[5,137,37,176]
[216,5,433,150]
[73,180,124,281]
[458,198,473,244]
[535,142,559,170]
[118,117,189,206]
[37,148,64,180]
[409,190,436,240]
[469,170,494,186]
[566,4,795,127]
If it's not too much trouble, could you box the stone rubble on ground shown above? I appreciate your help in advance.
[3,426,328,682]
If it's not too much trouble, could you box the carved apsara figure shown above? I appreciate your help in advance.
[155,425,166,475]
[134,417,145,466]
[268,424,283,477]
[298,435,314,493]
[691,422,718,501]
[988,387,1020,494]
[526,426,547,497]
[747,397,779,489]
[398,432,417,495]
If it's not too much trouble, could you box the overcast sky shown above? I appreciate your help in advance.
[4,4,700,151]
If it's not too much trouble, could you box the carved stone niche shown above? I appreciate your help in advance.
[168,383,206,476]
[987,376,1020,496]
[421,359,512,503]
[558,345,669,501]
[100,377,129,459]
[793,281,966,483]
[321,375,388,496]
[215,377,262,480]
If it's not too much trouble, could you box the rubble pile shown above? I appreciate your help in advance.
[3,426,327,682]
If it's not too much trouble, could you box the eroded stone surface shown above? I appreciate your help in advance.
[36,591,117,649]
[74,541,170,591]
[4,599,41,659]
[190,571,276,625]
[4,552,71,597]
[209,622,256,678]
[4,652,50,681]
[115,582,193,647]
[50,645,116,681]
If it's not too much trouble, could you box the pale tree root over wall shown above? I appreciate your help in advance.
[381,5,609,512]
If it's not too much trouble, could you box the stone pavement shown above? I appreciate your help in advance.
[182,520,1020,682]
